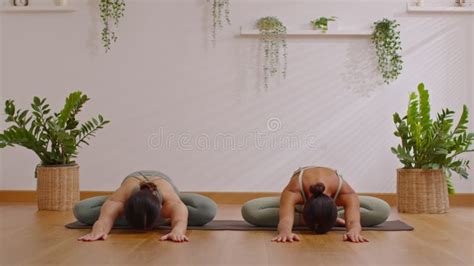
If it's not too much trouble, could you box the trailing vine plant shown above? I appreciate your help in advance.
[310,16,336,33]
[207,0,231,42]
[99,0,126,53]
[256,17,287,89]
[371,18,403,84]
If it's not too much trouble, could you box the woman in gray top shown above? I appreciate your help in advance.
[75,170,217,243]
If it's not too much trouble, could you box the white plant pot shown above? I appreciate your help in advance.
[53,0,68,6]
[416,0,424,7]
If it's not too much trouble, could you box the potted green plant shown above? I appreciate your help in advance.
[208,0,231,42]
[256,16,288,89]
[371,18,403,84]
[0,92,110,211]
[392,83,473,213]
[310,16,337,33]
[99,0,126,53]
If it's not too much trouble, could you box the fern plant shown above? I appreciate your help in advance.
[256,17,288,89]
[392,83,474,194]
[371,18,403,84]
[0,92,110,165]
[100,0,126,53]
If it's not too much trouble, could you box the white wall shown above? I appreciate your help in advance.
[0,0,473,192]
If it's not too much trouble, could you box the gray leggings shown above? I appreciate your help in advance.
[241,195,390,227]
[73,193,217,226]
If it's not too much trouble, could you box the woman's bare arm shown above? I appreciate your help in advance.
[78,199,124,241]
[338,193,368,243]
[78,184,131,242]
[159,181,189,243]
[272,189,301,243]
[160,201,189,242]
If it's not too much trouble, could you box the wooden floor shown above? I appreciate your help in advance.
[0,203,473,265]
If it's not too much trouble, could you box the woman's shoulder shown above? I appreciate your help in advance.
[109,178,139,203]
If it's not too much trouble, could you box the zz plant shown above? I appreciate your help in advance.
[371,18,403,84]
[99,0,126,53]
[311,16,336,33]
[392,83,474,194]
[256,17,288,89]
[0,92,110,165]
[208,0,231,42]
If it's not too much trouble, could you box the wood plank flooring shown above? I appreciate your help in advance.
[0,203,473,265]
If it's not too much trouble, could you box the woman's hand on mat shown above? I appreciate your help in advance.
[78,222,110,242]
[78,231,108,241]
[160,230,189,243]
[271,232,300,243]
[343,229,368,243]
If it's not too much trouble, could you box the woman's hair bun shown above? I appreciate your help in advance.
[140,181,158,192]
[309,183,325,197]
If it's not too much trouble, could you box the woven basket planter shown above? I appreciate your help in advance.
[397,168,449,214]
[36,164,80,211]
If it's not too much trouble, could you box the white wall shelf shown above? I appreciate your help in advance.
[0,6,76,13]
[240,28,372,37]
[406,3,474,13]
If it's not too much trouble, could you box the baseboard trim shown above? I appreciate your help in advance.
[0,190,472,206]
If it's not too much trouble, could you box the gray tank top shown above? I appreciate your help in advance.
[123,170,180,194]
[123,170,179,226]
[127,173,165,203]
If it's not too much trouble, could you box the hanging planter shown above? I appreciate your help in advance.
[208,0,231,42]
[99,0,126,53]
[371,18,403,84]
[256,17,288,89]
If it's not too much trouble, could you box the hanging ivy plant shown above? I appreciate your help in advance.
[371,18,403,84]
[99,0,126,53]
[256,17,288,89]
[208,0,231,42]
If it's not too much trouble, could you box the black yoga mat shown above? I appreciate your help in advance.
[66,220,413,231]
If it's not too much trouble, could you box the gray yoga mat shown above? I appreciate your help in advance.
[66,220,413,231]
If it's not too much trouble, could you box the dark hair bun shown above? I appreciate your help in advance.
[309,183,325,197]
[140,182,158,192]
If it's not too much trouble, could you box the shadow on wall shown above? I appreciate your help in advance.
[86,0,100,56]
[199,0,211,51]
[341,40,384,97]
[236,35,290,100]
[234,37,263,100]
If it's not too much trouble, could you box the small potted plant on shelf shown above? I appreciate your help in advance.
[0,92,110,211]
[392,83,473,213]
[310,16,337,33]
[256,16,288,89]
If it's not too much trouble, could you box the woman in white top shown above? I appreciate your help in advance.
[241,167,390,243]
